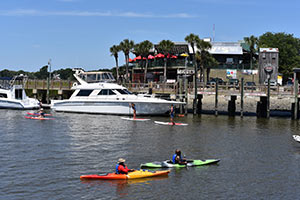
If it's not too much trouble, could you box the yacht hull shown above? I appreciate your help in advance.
[0,99,39,110]
[51,100,181,115]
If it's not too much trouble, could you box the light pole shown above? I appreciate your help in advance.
[180,53,189,114]
[47,59,51,104]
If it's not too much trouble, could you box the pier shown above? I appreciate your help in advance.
[12,78,300,119]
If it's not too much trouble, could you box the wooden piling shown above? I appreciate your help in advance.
[215,80,218,116]
[241,78,244,118]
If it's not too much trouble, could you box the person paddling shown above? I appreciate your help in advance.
[170,104,175,125]
[115,158,135,174]
[38,108,45,119]
[172,149,187,165]
[131,103,136,119]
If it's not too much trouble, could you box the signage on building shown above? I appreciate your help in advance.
[226,69,237,79]
[177,69,195,75]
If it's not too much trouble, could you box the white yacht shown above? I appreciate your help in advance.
[51,69,184,115]
[0,75,40,109]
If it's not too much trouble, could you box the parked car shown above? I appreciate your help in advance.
[207,78,227,86]
[228,79,239,89]
[245,81,256,90]
[264,80,278,86]
[285,79,293,86]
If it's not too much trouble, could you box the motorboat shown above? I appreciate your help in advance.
[0,75,40,109]
[51,69,184,115]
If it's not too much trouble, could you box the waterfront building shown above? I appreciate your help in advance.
[130,39,254,83]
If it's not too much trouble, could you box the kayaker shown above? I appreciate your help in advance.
[170,104,175,125]
[116,158,135,174]
[172,149,187,165]
[38,108,45,118]
[131,103,136,119]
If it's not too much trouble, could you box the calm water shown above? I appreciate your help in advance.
[1,110,300,200]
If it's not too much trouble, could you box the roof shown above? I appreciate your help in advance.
[208,42,243,55]
[260,48,279,53]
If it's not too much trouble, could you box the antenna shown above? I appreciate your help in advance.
[213,24,215,42]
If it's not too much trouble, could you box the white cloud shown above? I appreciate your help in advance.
[0,9,197,18]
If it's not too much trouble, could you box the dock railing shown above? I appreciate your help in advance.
[19,79,296,97]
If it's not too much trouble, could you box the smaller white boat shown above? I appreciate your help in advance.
[293,135,300,143]
[0,75,40,109]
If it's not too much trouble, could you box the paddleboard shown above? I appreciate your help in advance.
[154,121,188,126]
[121,117,150,121]
[293,135,300,142]
[24,116,54,120]
[27,112,52,117]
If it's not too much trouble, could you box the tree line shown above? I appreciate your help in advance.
[0,67,77,80]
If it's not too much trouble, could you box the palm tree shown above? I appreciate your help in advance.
[110,45,120,82]
[195,39,213,84]
[244,35,258,70]
[119,39,135,82]
[157,40,174,82]
[244,35,258,82]
[185,33,201,114]
[139,40,153,83]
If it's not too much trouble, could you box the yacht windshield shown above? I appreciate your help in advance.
[98,89,115,95]
[76,90,93,96]
[0,93,7,98]
[115,89,132,95]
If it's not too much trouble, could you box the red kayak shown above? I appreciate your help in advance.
[154,121,188,126]
[80,170,170,180]
[27,112,52,117]
[24,116,55,120]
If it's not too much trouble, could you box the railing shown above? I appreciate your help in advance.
[7,79,296,97]
[25,79,74,90]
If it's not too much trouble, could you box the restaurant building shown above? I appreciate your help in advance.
[130,39,253,83]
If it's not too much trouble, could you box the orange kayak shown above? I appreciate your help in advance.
[80,169,170,180]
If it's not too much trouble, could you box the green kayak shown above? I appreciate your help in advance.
[140,159,220,168]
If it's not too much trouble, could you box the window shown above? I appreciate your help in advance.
[0,93,7,98]
[116,89,130,95]
[76,90,93,96]
[98,89,115,95]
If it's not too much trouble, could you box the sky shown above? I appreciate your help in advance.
[0,0,300,72]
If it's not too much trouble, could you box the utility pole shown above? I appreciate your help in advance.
[47,59,51,104]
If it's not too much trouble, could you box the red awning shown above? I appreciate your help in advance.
[134,56,146,61]
[155,53,165,58]
[148,55,155,59]
[128,58,134,62]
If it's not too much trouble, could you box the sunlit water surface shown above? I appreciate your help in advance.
[1,110,300,199]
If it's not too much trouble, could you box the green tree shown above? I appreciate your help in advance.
[35,65,49,79]
[185,33,201,114]
[110,45,120,82]
[134,40,153,83]
[119,39,135,82]
[157,40,174,82]
[244,35,258,70]
[195,39,215,83]
[52,68,74,80]
[258,32,300,78]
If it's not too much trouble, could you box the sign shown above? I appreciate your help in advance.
[264,64,273,74]
[242,70,258,75]
[177,69,195,75]
[226,69,237,79]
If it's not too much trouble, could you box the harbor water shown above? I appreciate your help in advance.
[1,110,300,199]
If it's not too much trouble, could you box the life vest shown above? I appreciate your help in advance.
[172,154,177,164]
[116,164,120,174]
